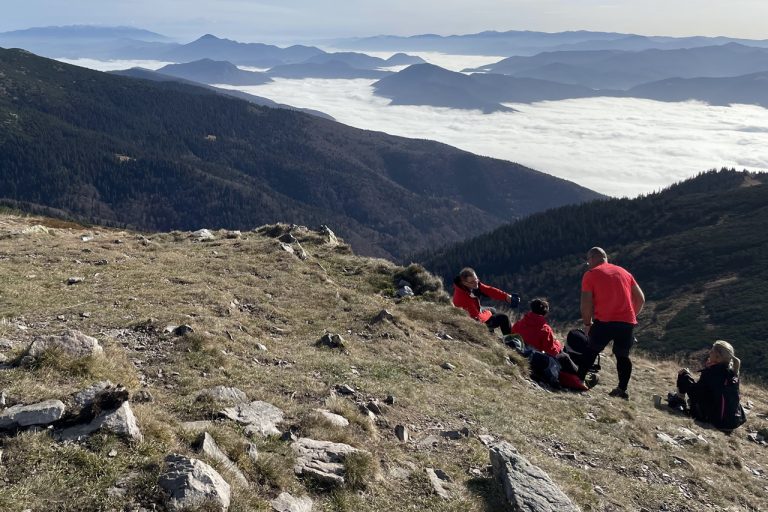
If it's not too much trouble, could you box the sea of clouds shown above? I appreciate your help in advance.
[63,55,768,197]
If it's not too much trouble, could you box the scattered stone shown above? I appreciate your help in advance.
[0,338,14,350]
[80,312,91,318]
[73,381,114,409]
[441,362,456,371]
[292,437,369,485]
[335,384,355,396]
[317,333,345,349]
[108,449,118,457]
[255,343,268,352]
[490,441,579,512]
[320,225,339,246]
[758,427,768,438]
[24,330,103,362]
[366,400,384,415]
[478,434,496,447]
[192,229,215,241]
[197,386,248,405]
[220,401,284,437]
[67,277,84,285]
[195,432,249,487]
[314,409,349,428]
[384,395,395,405]
[270,492,314,512]
[173,325,194,336]
[0,391,6,407]
[395,285,414,298]
[56,402,143,442]
[371,309,394,324]
[676,427,707,445]
[425,468,451,499]
[280,242,295,255]
[94,259,108,266]
[417,435,441,450]
[441,428,470,440]
[244,443,259,464]
[159,454,231,512]
[132,390,154,403]
[0,399,66,429]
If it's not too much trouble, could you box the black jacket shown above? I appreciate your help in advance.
[690,363,744,429]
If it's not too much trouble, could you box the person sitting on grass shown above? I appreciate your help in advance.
[667,340,747,430]
[452,267,520,335]
[512,298,586,390]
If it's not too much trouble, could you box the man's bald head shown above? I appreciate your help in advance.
[587,247,608,268]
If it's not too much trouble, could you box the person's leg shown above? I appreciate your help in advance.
[576,321,611,380]
[611,323,635,391]
[556,352,579,375]
[486,313,512,335]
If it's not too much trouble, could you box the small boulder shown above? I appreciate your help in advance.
[314,409,349,428]
[173,325,194,336]
[220,401,284,437]
[292,437,369,485]
[317,333,345,349]
[395,425,409,442]
[56,401,143,442]
[159,454,231,512]
[195,432,249,487]
[270,492,314,512]
[197,386,248,405]
[370,309,394,324]
[489,441,578,512]
[425,468,451,499]
[192,229,215,241]
[24,330,104,361]
[0,399,66,430]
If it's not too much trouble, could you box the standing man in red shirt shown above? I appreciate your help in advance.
[577,247,645,399]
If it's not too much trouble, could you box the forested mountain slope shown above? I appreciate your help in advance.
[422,170,768,378]
[0,48,601,260]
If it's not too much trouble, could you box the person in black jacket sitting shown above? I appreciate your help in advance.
[668,340,746,430]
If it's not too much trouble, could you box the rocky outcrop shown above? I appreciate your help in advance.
[489,441,579,512]
[292,437,369,485]
[159,454,231,512]
[197,386,248,405]
[0,399,66,429]
[220,400,284,437]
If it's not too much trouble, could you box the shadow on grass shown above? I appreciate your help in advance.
[466,476,508,512]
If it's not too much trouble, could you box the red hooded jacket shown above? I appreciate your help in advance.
[511,312,563,356]
[452,277,509,323]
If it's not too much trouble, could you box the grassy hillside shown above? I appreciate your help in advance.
[0,47,601,261]
[421,169,768,379]
[0,212,767,511]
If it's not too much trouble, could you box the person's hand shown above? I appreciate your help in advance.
[507,293,521,308]
[678,368,691,376]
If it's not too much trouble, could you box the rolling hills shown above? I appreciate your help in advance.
[0,48,601,260]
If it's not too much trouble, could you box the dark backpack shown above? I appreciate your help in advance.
[716,373,747,430]
[690,368,747,430]
[565,329,601,373]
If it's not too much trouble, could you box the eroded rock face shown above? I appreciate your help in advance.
[0,399,66,429]
[292,437,369,485]
[56,402,143,442]
[24,330,104,361]
[220,400,284,437]
[271,492,314,512]
[489,441,578,512]
[159,454,231,512]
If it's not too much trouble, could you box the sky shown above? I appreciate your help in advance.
[3,0,768,43]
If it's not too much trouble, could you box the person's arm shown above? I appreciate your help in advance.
[580,291,594,328]
[478,282,510,302]
[631,282,645,315]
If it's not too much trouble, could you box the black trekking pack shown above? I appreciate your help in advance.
[716,373,747,430]
[565,329,601,373]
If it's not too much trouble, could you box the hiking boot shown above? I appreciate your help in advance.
[608,387,629,400]
[584,373,599,389]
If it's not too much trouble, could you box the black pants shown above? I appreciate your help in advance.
[485,313,512,335]
[556,352,579,375]
[576,320,635,390]
[677,372,698,397]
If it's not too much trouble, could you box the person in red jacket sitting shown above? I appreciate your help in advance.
[452,267,520,335]
[512,299,583,385]
[511,298,563,357]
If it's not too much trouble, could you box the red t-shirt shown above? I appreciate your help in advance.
[582,262,638,324]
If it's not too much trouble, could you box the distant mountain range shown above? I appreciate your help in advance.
[421,169,768,379]
[333,29,768,56]
[374,62,768,112]
[0,48,602,260]
[267,61,392,80]
[373,64,595,113]
[109,67,332,119]
[156,59,272,85]
[465,43,768,89]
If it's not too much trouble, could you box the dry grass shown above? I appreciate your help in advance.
[1,214,767,511]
